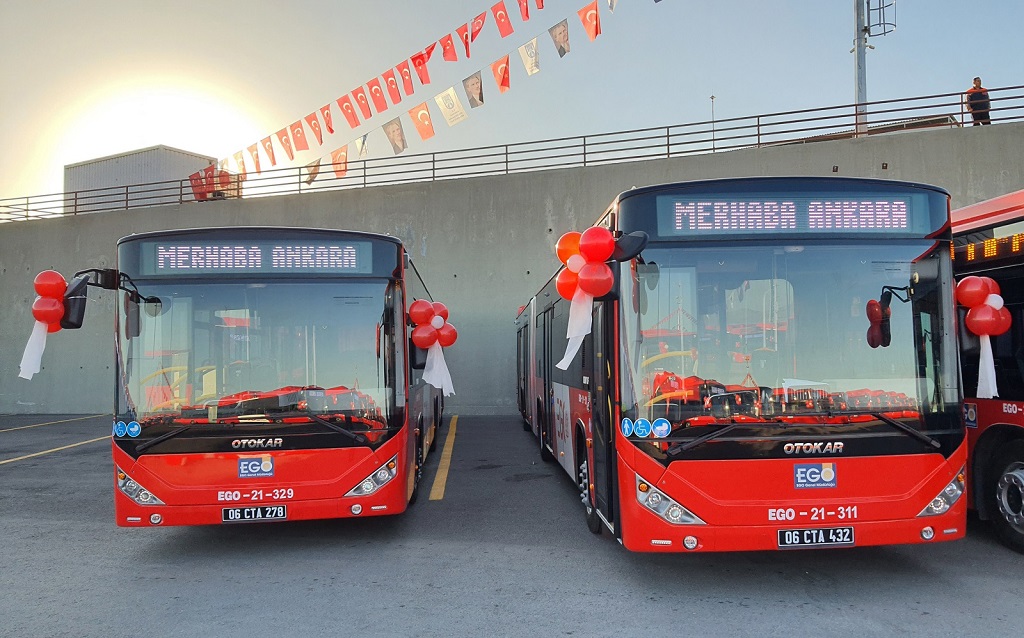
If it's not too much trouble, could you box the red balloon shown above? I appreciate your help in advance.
[981,276,1000,296]
[32,296,64,324]
[865,299,882,323]
[966,304,1000,336]
[556,269,578,301]
[555,232,582,265]
[411,325,438,348]
[577,262,614,297]
[47,321,62,333]
[34,270,67,299]
[993,307,1012,336]
[431,302,449,322]
[956,276,990,308]
[577,227,615,263]
[437,323,458,347]
[409,299,435,326]
[867,325,882,348]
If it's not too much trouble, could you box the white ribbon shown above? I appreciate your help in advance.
[556,288,594,370]
[422,342,455,397]
[976,334,998,398]
[18,321,49,380]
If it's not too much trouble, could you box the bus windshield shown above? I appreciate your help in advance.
[118,279,400,431]
[620,240,960,447]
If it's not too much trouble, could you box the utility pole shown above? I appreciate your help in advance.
[854,0,869,136]
[710,94,716,152]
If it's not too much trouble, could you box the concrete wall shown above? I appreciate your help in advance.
[2,123,1022,415]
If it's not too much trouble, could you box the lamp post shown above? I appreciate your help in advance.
[710,94,716,152]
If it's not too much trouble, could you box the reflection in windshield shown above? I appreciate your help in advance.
[621,242,958,433]
[118,280,399,433]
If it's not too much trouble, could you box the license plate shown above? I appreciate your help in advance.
[777,526,854,549]
[221,505,288,523]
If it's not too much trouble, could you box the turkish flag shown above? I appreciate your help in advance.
[491,55,511,94]
[337,95,360,129]
[330,146,349,178]
[276,128,295,161]
[203,165,216,188]
[232,151,247,180]
[189,171,206,199]
[456,24,471,57]
[383,69,403,104]
[396,60,415,96]
[578,1,601,41]
[535,0,544,7]
[440,34,458,61]
[247,143,262,174]
[261,136,277,166]
[471,12,487,41]
[409,102,435,141]
[491,1,514,38]
[367,78,389,113]
[352,87,372,120]
[411,43,437,85]
[304,112,323,146]
[319,104,335,134]
[290,120,309,152]
[517,0,530,21]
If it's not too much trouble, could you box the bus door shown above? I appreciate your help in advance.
[540,306,556,458]
[588,301,615,523]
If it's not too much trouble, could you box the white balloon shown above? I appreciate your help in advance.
[567,254,586,273]
[985,293,1004,310]
[430,315,445,329]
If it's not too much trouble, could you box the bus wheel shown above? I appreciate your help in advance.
[577,444,602,535]
[409,428,424,506]
[990,440,1024,553]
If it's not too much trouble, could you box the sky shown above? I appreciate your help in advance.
[1,0,1022,199]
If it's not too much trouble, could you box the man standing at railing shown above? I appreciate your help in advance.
[965,77,992,126]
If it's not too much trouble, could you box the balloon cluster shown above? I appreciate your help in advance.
[956,276,1011,337]
[555,227,615,300]
[409,300,458,349]
[32,270,67,333]
[865,298,891,348]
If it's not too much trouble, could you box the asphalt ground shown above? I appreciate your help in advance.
[1,413,1022,638]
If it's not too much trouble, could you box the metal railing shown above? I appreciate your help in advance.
[3,84,1021,223]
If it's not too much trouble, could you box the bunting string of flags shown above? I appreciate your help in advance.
[190,0,656,198]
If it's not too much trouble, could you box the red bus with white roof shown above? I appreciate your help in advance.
[64,227,447,527]
[952,189,1024,552]
[516,177,966,552]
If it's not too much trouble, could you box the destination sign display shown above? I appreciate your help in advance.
[137,239,373,276]
[656,194,921,237]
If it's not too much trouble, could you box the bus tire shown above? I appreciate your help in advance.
[577,437,602,535]
[538,401,555,463]
[989,440,1024,553]
[409,425,424,506]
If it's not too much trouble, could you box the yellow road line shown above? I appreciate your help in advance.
[0,436,108,466]
[0,414,107,434]
[428,415,458,501]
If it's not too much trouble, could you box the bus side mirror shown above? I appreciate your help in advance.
[60,275,90,330]
[410,339,428,369]
[124,292,140,339]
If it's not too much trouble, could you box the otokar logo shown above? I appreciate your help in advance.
[794,463,837,489]
[238,455,274,478]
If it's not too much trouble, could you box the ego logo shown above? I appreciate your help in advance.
[963,403,978,428]
[238,455,274,478]
[794,463,836,489]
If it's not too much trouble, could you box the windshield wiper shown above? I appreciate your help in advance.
[666,422,743,457]
[134,425,192,453]
[832,410,941,449]
[269,410,368,444]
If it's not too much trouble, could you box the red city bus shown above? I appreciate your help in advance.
[65,228,445,527]
[952,189,1024,552]
[516,177,967,552]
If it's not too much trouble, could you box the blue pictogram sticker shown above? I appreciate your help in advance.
[126,421,141,437]
[620,418,634,436]
[652,418,671,438]
[633,418,652,438]
[113,421,128,437]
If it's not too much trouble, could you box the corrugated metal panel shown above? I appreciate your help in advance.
[63,145,216,213]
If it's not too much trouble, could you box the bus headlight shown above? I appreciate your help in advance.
[918,467,965,517]
[635,475,705,525]
[345,456,398,496]
[116,467,165,506]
